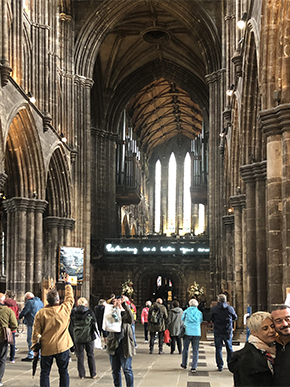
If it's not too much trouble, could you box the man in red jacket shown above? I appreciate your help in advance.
[4,290,19,363]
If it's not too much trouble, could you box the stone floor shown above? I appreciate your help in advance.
[2,324,242,386]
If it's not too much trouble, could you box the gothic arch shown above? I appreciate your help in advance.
[45,146,72,218]
[5,108,46,199]
[75,0,221,79]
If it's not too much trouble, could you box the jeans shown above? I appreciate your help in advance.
[10,331,15,361]
[0,341,8,383]
[40,349,70,387]
[182,335,200,370]
[27,324,34,358]
[109,341,134,387]
[75,340,96,378]
[214,333,233,369]
[131,323,137,347]
[143,322,148,341]
[149,331,164,353]
[170,335,182,354]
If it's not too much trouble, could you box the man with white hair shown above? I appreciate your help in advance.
[210,294,237,371]
[19,291,43,361]
[148,298,168,354]
[0,293,17,386]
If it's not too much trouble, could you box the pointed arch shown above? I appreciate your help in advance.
[45,146,72,218]
[5,108,46,199]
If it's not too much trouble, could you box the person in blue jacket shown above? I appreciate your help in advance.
[180,298,203,373]
[210,293,237,371]
[19,292,43,361]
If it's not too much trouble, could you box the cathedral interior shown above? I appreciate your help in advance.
[0,0,289,334]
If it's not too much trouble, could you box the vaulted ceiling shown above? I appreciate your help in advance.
[75,0,222,158]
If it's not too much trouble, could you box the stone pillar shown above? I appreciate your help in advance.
[64,218,75,246]
[222,215,234,293]
[240,165,257,311]
[259,107,283,307]
[230,194,246,337]
[0,0,12,86]
[34,200,48,291]
[253,162,267,310]
[205,69,223,300]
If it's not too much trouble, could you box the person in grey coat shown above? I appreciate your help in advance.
[168,300,183,354]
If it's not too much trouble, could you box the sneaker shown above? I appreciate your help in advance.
[180,364,187,369]
[21,357,33,362]
[144,340,148,343]
[218,367,223,372]
[158,351,164,355]
[0,382,3,386]
[191,369,196,373]
[92,375,97,379]
[11,360,15,364]
[15,347,19,352]
[69,358,72,362]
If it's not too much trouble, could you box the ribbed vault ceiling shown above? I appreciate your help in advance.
[127,79,202,155]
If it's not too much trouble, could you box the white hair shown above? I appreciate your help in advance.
[189,299,199,307]
[247,311,272,333]
[146,301,152,307]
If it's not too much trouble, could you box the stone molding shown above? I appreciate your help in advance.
[205,68,224,85]
[230,194,246,209]
[0,172,8,190]
[59,13,72,22]
[44,216,75,230]
[74,75,94,88]
[240,161,267,183]
[91,127,118,141]
[222,214,234,226]
[3,197,48,213]
[259,104,290,137]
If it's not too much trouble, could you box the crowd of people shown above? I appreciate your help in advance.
[0,285,290,386]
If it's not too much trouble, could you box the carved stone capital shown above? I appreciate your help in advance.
[259,104,290,137]
[0,59,12,87]
[222,215,234,226]
[232,50,242,78]
[230,194,246,209]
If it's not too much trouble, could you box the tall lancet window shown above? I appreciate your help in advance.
[154,160,161,233]
[183,152,191,233]
[168,153,176,234]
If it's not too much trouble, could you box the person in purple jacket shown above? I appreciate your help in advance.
[210,294,237,372]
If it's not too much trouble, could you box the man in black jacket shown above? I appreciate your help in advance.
[271,304,290,386]
[210,294,237,371]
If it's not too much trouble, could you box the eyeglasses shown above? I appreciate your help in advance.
[273,316,290,324]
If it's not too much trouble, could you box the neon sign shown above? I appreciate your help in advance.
[104,241,209,256]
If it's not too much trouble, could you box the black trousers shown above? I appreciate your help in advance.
[149,331,164,353]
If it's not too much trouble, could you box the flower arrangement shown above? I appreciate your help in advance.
[121,279,134,296]
[188,281,204,298]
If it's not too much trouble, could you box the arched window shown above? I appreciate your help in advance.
[183,152,191,233]
[154,160,161,233]
[168,153,176,234]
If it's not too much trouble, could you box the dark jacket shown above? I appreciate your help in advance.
[273,337,290,386]
[106,302,135,358]
[70,305,97,342]
[211,301,237,335]
[94,304,105,332]
[19,296,44,326]
[148,302,168,333]
[228,342,273,386]
[168,307,183,336]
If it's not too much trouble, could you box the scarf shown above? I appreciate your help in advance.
[248,334,276,374]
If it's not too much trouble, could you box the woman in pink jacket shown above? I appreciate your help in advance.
[141,301,151,343]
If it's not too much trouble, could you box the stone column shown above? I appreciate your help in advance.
[253,162,267,310]
[34,200,48,289]
[0,0,12,86]
[240,165,257,311]
[230,194,246,337]
[64,218,75,246]
[44,217,61,279]
[260,107,283,307]
[222,215,234,293]
[205,70,223,300]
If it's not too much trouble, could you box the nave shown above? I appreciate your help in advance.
[2,324,238,387]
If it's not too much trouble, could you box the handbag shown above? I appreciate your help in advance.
[163,329,171,344]
[102,304,122,332]
[3,327,14,345]
[180,324,186,338]
[94,323,102,349]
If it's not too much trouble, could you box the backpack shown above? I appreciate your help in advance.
[150,307,162,324]
[73,313,93,344]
